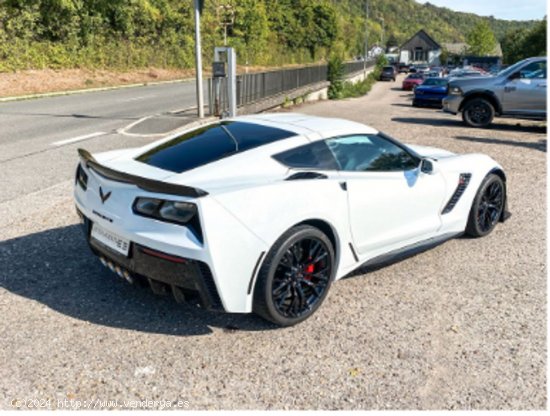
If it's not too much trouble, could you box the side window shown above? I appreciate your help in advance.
[273,141,339,170]
[326,134,419,172]
[520,61,547,79]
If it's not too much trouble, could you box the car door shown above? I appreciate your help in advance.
[325,134,447,256]
[502,60,547,115]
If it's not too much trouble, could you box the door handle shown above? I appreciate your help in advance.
[504,86,516,93]
[537,84,547,88]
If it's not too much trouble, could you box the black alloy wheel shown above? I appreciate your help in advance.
[466,174,505,237]
[462,98,495,128]
[253,225,335,326]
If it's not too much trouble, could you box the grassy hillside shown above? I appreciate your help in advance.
[335,0,537,57]
[0,0,539,72]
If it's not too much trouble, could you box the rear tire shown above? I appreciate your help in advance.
[466,174,505,237]
[462,98,495,128]
[253,225,335,326]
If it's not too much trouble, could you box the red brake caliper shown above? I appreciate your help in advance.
[304,263,315,280]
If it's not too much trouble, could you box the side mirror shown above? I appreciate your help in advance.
[509,71,521,80]
[420,158,435,174]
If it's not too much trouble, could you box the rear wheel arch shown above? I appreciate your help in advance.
[252,222,337,326]
[249,219,341,296]
[489,168,506,183]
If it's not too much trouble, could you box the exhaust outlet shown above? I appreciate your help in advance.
[98,256,134,284]
[122,270,134,284]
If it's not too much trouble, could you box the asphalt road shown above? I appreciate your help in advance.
[0,76,546,410]
[0,80,204,204]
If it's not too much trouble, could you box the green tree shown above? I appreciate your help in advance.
[386,33,398,50]
[501,18,546,64]
[501,27,528,63]
[522,18,547,58]
[466,21,497,56]
[439,47,449,65]
[232,0,270,63]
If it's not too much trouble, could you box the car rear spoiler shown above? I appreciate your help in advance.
[78,148,208,198]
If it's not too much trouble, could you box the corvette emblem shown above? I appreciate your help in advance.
[99,187,112,204]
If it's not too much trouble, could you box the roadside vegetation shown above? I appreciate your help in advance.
[328,55,387,100]
[0,0,540,73]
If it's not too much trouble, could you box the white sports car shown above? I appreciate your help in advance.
[74,113,510,326]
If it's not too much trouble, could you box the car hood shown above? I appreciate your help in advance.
[416,84,447,90]
[448,76,498,88]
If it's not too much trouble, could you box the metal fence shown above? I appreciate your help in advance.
[342,59,375,75]
[208,59,375,115]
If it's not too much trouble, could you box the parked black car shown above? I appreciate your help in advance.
[380,65,396,81]
[398,63,409,73]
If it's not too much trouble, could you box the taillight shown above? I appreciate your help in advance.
[76,164,88,191]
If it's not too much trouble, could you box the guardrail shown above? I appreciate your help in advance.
[208,59,375,115]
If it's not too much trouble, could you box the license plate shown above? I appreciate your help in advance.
[91,223,130,257]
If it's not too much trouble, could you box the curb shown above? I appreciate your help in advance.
[0,77,195,103]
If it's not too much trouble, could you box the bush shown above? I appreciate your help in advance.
[327,55,345,99]
[329,54,386,99]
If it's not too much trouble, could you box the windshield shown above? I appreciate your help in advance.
[498,58,531,78]
[422,78,447,86]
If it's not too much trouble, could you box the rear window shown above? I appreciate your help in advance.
[136,121,294,173]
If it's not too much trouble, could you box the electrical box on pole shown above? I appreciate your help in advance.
[213,46,237,118]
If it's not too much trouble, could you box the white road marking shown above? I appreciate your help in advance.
[123,95,151,102]
[51,131,106,147]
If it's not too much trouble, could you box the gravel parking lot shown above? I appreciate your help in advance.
[0,75,546,410]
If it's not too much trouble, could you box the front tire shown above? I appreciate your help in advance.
[466,174,505,237]
[462,98,495,128]
[253,225,335,326]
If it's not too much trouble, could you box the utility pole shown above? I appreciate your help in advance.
[364,0,369,72]
[380,17,385,51]
[194,0,204,118]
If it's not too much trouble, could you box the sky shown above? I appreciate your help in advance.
[414,0,547,21]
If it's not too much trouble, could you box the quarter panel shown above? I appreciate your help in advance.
[211,178,356,281]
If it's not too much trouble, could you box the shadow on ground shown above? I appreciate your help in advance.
[0,225,276,336]
[392,116,547,133]
[454,135,546,152]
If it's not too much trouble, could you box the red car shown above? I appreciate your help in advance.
[402,73,424,91]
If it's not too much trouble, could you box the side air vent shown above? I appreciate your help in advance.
[285,172,328,181]
[196,261,224,311]
[442,173,472,214]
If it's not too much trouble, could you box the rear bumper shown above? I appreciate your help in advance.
[78,210,224,311]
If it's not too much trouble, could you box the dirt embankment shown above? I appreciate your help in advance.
[0,68,195,98]
[0,62,317,98]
